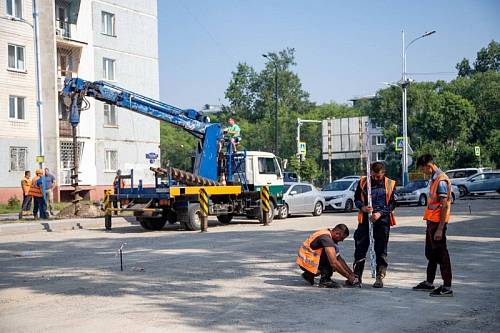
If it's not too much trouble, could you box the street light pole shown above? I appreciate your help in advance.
[262,54,279,156]
[401,29,435,186]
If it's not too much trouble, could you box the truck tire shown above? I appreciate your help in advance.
[139,218,166,231]
[165,210,177,224]
[258,200,275,224]
[184,203,202,231]
[217,214,233,225]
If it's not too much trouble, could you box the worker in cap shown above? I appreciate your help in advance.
[28,168,48,219]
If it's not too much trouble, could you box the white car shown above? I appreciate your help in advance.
[321,179,359,212]
[279,182,325,219]
[445,167,492,196]
[396,179,459,206]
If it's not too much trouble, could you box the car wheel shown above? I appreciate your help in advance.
[278,204,289,219]
[418,194,427,207]
[312,202,323,216]
[451,193,456,204]
[458,185,467,197]
[344,199,353,213]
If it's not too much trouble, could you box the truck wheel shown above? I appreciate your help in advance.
[184,203,202,231]
[217,214,233,225]
[166,210,177,224]
[258,201,275,224]
[139,218,166,231]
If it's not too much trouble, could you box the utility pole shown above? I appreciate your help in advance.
[33,0,44,168]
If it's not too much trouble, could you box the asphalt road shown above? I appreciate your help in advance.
[1,197,499,332]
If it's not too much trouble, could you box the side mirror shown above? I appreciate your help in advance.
[469,179,475,182]
[290,191,297,195]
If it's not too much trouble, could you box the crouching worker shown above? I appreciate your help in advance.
[296,224,360,288]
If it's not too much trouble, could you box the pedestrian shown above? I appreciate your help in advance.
[18,170,33,219]
[224,118,241,152]
[296,224,360,288]
[112,169,125,215]
[28,169,48,220]
[44,167,56,216]
[413,154,453,297]
[352,162,397,288]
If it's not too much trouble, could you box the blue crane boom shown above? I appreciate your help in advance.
[62,78,222,180]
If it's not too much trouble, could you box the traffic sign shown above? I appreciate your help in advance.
[299,142,306,156]
[36,155,45,163]
[475,146,480,157]
[395,137,404,151]
[145,152,159,164]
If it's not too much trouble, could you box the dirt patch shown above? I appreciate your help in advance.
[57,203,105,218]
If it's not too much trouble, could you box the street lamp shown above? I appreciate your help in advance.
[401,30,435,185]
[262,53,279,156]
[1,0,45,168]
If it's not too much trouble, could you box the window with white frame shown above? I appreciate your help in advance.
[372,135,386,145]
[9,95,25,120]
[6,0,23,19]
[101,11,115,36]
[10,147,27,171]
[371,152,386,162]
[8,44,25,70]
[103,103,117,126]
[105,150,118,171]
[103,58,115,80]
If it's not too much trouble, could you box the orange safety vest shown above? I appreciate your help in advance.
[296,229,332,274]
[21,177,32,195]
[423,171,451,223]
[357,176,396,226]
[27,176,43,197]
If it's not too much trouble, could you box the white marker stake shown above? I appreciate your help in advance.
[365,122,376,278]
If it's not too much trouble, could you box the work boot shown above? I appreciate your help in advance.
[353,260,365,284]
[373,267,386,288]
[318,278,341,289]
[301,272,315,286]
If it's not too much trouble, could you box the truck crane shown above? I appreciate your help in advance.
[62,78,284,231]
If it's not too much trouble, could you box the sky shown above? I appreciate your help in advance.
[157,0,500,109]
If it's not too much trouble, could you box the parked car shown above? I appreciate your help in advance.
[396,179,459,206]
[460,171,500,195]
[283,171,300,183]
[445,167,492,197]
[321,179,359,212]
[278,182,325,219]
[341,175,361,180]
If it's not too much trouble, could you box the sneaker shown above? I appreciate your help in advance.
[301,272,315,286]
[429,286,453,297]
[345,280,362,288]
[318,279,341,289]
[413,281,435,291]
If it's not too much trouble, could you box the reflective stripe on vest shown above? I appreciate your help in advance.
[27,176,43,197]
[357,176,397,226]
[423,171,451,223]
[296,229,331,274]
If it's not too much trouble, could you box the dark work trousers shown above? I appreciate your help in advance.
[425,221,452,287]
[301,251,334,281]
[33,197,48,219]
[354,215,390,279]
[21,194,32,211]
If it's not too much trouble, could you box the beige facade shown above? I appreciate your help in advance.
[0,0,160,203]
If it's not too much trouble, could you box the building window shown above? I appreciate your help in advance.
[101,11,115,36]
[371,152,385,162]
[103,58,115,80]
[8,44,25,70]
[105,150,117,171]
[372,135,386,145]
[6,0,23,19]
[9,95,25,119]
[10,147,27,171]
[104,104,117,126]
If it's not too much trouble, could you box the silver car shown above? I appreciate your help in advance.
[396,179,459,206]
[278,182,325,219]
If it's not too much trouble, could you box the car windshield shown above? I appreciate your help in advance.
[283,185,291,193]
[322,181,352,191]
[404,180,427,191]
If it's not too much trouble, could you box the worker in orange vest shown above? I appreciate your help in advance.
[28,169,48,220]
[352,162,396,288]
[18,170,33,219]
[296,224,359,288]
[413,154,453,297]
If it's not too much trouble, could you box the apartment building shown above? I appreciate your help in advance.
[0,0,160,202]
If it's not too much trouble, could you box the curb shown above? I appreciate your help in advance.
[0,217,133,236]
